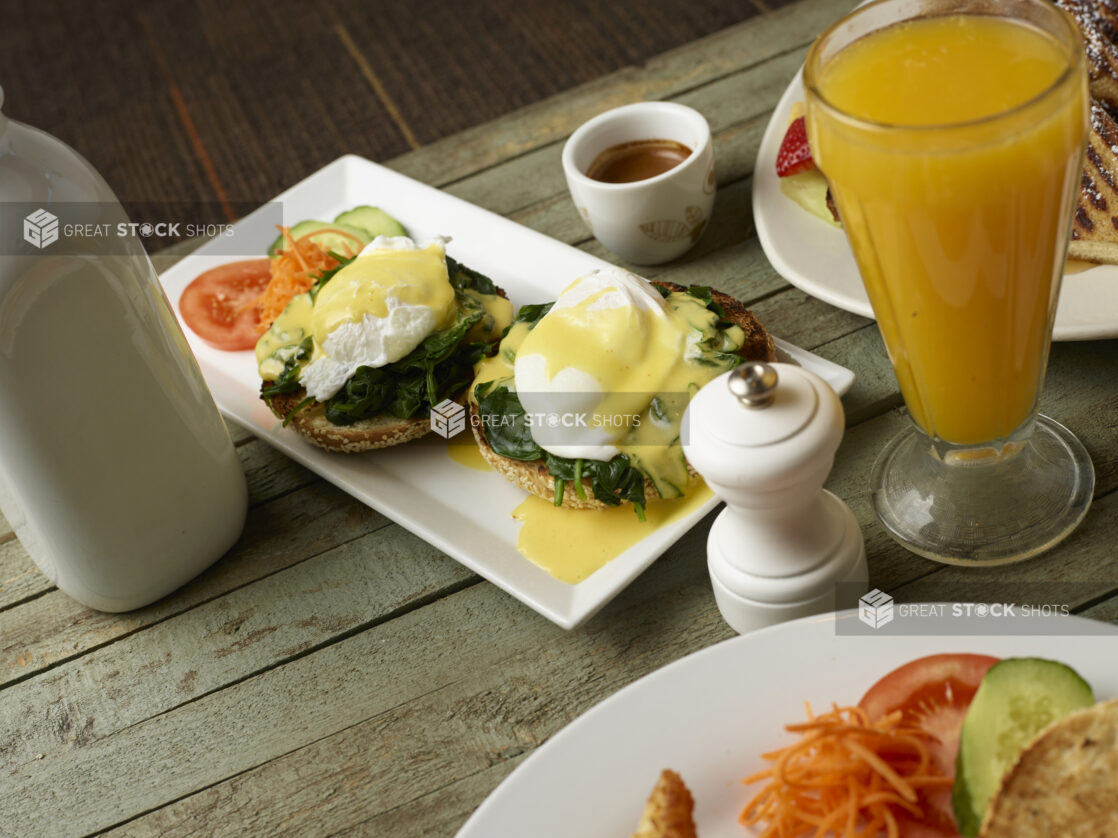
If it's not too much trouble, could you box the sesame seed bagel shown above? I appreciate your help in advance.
[472,282,775,509]
[263,387,449,453]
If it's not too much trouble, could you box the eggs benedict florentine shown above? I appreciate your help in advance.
[257,236,512,452]
[471,268,775,516]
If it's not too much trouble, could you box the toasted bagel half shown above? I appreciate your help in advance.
[263,387,451,453]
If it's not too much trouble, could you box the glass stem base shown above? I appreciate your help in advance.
[871,415,1094,565]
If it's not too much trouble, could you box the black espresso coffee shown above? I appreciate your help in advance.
[586,138,692,183]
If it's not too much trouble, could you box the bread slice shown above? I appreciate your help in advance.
[472,283,775,510]
[1068,99,1118,265]
[630,770,698,838]
[979,698,1118,837]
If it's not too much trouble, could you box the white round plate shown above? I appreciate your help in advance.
[753,69,1118,342]
[457,610,1118,837]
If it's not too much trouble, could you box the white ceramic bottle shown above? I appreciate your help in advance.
[683,361,868,634]
[0,88,247,611]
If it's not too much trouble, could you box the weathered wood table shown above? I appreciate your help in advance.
[2,0,1116,833]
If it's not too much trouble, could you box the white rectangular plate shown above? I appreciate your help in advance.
[158,155,856,629]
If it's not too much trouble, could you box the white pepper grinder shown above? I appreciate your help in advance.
[682,362,868,634]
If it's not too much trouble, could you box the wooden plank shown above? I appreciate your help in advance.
[0,523,477,801]
[445,46,806,220]
[0,481,393,689]
[749,285,870,352]
[1081,583,1118,622]
[104,754,528,838]
[0,539,47,613]
[387,0,851,187]
[224,417,256,447]
[6,525,729,837]
[656,237,788,305]
[236,435,321,507]
[350,757,526,838]
[812,325,902,427]
[1038,339,1118,495]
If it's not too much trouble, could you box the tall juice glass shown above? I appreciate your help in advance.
[804,0,1094,564]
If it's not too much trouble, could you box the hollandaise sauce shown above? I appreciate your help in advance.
[513,481,715,583]
[473,275,743,500]
[446,442,494,471]
[254,242,512,409]
[255,243,456,382]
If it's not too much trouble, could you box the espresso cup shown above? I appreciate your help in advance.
[562,102,715,265]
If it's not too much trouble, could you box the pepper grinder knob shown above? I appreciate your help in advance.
[728,362,779,408]
[682,362,868,635]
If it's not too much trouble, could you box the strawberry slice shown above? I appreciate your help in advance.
[775,116,815,177]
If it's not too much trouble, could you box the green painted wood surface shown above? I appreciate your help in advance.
[1,0,1116,834]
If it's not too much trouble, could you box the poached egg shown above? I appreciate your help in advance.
[513,268,682,461]
[256,236,457,400]
[475,266,747,498]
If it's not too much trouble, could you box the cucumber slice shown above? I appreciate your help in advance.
[334,205,407,239]
[268,220,372,258]
[952,658,1094,837]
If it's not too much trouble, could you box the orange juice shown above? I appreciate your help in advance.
[806,15,1087,445]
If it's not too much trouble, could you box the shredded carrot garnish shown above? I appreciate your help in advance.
[740,704,952,838]
[252,226,364,332]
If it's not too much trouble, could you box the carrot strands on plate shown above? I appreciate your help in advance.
[253,226,363,332]
[740,704,951,838]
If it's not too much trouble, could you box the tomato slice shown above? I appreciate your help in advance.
[179,259,271,351]
[859,653,1000,837]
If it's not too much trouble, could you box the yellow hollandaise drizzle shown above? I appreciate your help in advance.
[446,442,493,471]
[513,480,714,584]
[255,242,511,381]
[311,245,457,345]
[472,287,743,498]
